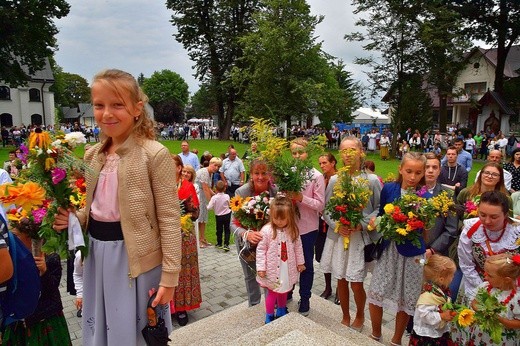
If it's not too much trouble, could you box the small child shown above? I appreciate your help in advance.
[467,253,520,345]
[256,196,305,324]
[409,254,456,346]
[207,180,232,251]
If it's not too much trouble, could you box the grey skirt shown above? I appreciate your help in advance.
[82,236,172,346]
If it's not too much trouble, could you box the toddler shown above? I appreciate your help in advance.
[256,196,305,323]
[409,254,456,346]
[468,253,520,345]
[207,180,232,251]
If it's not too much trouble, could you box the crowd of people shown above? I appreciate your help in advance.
[1,68,520,346]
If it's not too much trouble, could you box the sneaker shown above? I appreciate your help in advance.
[298,299,310,316]
[276,307,288,318]
[77,309,82,318]
[216,244,223,249]
[265,313,275,324]
[223,245,230,252]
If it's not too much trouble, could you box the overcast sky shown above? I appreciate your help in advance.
[53,0,369,100]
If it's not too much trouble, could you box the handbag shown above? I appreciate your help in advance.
[364,239,384,262]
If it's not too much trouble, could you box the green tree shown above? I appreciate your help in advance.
[449,0,520,94]
[58,72,90,107]
[332,60,363,124]
[167,0,260,139]
[142,70,189,123]
[347,0,424,150]
[235,0,346,128]
[189,83,219,118]
[417,0,470,133]
[0,1,70,86]
[137,73,146,86]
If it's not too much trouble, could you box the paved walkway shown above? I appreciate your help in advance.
[61,244,397,345]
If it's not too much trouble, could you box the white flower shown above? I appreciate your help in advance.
[291,166,297,173]
[36,148,43,156]
[64,132,87,148]
[46,149,54,154]
[51,140,62,147]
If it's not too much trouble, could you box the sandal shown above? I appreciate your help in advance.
[369,334,381,342]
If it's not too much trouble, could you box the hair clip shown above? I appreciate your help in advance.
[415,257,428,266]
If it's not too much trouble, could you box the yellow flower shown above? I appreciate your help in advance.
[396,228,408,236]
[408,211,416,218]
[45,157,56,171]
[28,131,52,150]
[229,196,243,212]
[343,236,350,250]
[335,191,346,199]
[516,238,520,246]
[383,204,394,214]
[457,309,475,327]
[180,214,194,235]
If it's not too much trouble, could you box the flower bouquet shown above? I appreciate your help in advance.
[325,166,372,249]
[463,195,480,219]
[0,181,48,256]
[15,129,89,258]
[473,286,508,344]
[230,191,272,261]
[441,301,475,329]
[373,190,454,248]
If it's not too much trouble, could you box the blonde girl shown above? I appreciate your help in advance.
[409,255,456,346]
[53,69,181,346]
[256,196,305,323]
[368,152,428,345]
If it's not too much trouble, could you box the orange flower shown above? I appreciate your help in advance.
[16,182,46,211]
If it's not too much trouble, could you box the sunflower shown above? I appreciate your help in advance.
[457,308,475,327]
[229,196,243,212]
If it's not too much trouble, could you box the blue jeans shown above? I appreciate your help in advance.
[299,230,318,301]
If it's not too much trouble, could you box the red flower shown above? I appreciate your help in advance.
[339,217,350,225]
[391,211,407,223]
[335,205,347,213]
[407,218,424,230]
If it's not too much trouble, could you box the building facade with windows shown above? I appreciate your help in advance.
[0,58,55,128]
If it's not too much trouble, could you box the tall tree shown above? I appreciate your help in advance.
[189,83,219,118]
[332,60,363,124]
[142,69,189,123]
[346,0,423,150]
[0,1,70,86]
[416,0,470,132]
[55,72,90,107]
[167,0,260,139]
[449,0,520,94]
[235,0,347,128]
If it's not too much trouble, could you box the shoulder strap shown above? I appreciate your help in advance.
[466,220,482,239]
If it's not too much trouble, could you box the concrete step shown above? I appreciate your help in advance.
[168,290,405,345]
[235,312,371,346]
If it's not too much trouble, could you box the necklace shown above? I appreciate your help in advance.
[487,284,517,305]
[483,224,507,255]
[447,165,458,182]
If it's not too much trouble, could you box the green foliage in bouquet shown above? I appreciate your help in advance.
[474,287,508,344]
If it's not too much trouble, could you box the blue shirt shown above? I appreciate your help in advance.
[178,152,200,171]
[441,149,472,173]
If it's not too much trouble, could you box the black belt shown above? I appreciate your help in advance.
[87,217,124,241]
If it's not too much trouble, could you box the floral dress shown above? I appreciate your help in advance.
[453,281,520,346]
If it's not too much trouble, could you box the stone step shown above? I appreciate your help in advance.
[235,312,370,346]
[168,291,404,345]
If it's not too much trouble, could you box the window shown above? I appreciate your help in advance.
[464,82,487,96]
[0,86,10,100]
[0,113,13,127]
[31,114,43,126]
[29,88,41,102]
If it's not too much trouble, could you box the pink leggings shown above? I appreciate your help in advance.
[265,289,288,314]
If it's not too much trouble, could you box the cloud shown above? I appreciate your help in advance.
[54,0,372,100]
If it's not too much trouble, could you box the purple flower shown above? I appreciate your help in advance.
[416,186,428,197]
[32,208,47,224]
[51,167,67,185]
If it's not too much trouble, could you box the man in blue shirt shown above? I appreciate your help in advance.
[441,138,472,172]
[178,141,200,171]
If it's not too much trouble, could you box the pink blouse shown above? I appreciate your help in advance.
[90,153,120,222]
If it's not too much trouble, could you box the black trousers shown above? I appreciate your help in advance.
[216,212,231,246]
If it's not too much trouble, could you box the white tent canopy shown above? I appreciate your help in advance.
[187,118,211,123]
[351,107,390,124]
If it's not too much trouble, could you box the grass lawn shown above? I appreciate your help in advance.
[0,139,484,247]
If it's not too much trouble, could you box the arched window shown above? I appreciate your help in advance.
[29,88,41,102]
[0,86,10,100]
[0,113,13,127]
[31,114,43,126]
